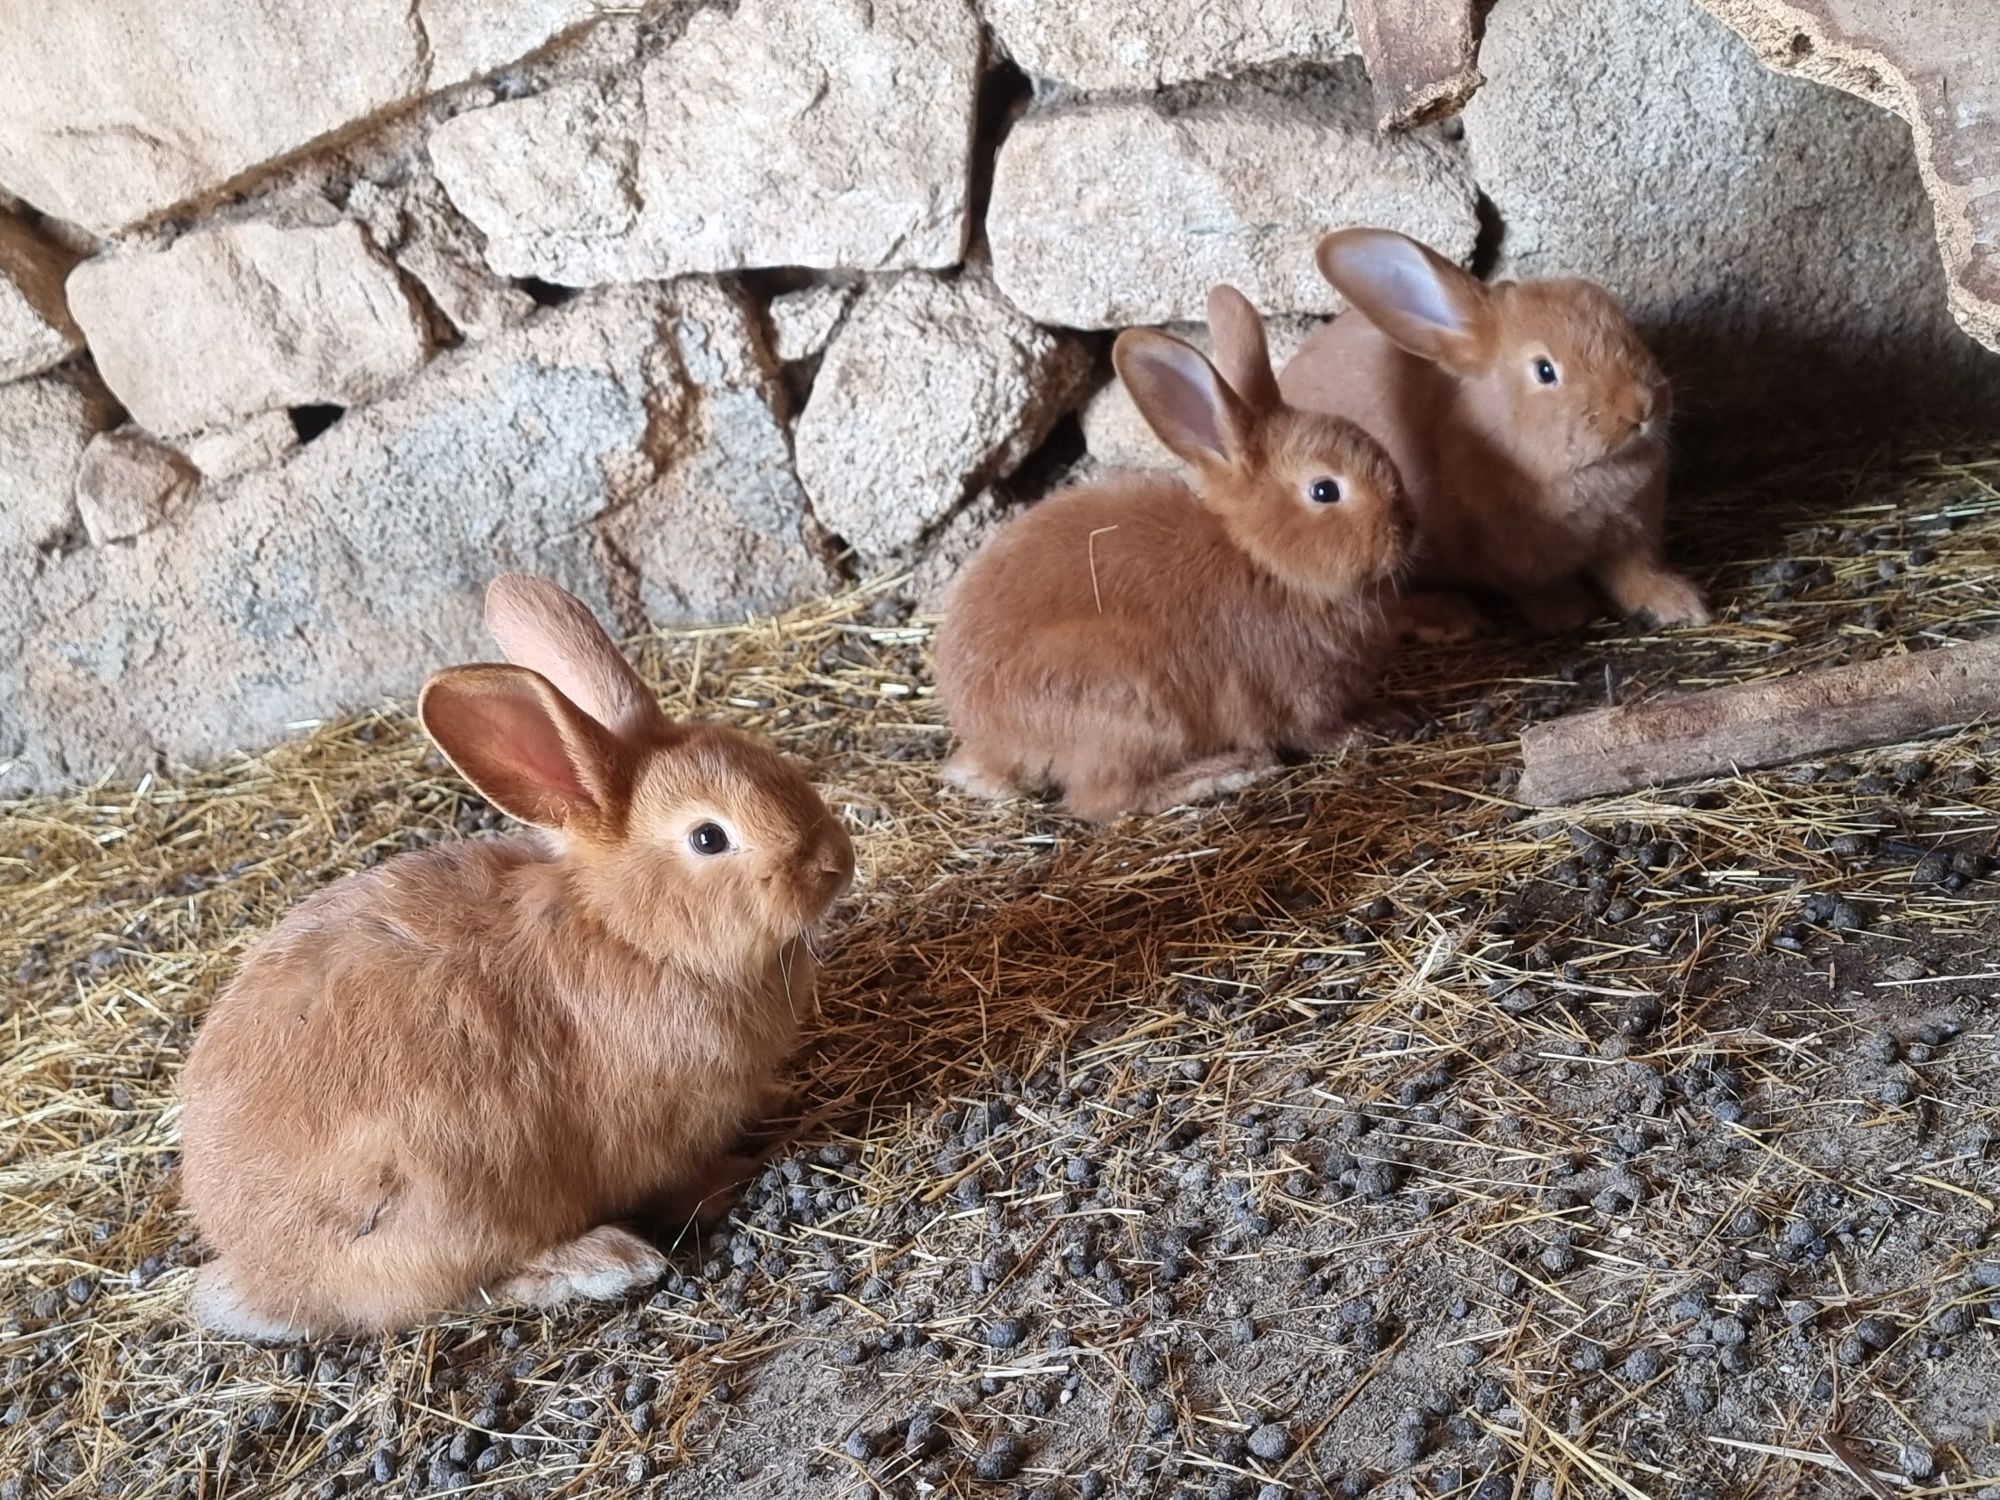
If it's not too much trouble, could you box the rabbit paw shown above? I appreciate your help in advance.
[1395,590,1486,645]
[1093,752,1274,819]
[188,1261,314,1342]
[497,1226,668,1307]
[748,1077,798,1127]
[1628,572,1712,628]
[1599,556,1711,628]
[1514,580,1599,635]
[943,753,1015,801]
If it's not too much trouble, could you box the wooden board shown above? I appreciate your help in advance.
[1516,638,2000,805]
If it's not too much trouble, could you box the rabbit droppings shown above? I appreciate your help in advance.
[935,285,1412,822]
[180,575,854,1338]
[1282,227,1709,640]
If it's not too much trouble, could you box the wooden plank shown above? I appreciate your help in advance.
[1516,639,2000,806]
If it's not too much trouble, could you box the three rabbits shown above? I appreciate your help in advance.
[179,231,1713,1338]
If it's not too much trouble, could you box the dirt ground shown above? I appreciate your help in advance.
[3,445,1999,1500]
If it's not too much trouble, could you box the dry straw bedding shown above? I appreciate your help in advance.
[3,448,2000,1499]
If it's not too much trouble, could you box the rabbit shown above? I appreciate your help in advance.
[934,284,1413,823]
[1280,226,1709,639]
[179,574,855,1339]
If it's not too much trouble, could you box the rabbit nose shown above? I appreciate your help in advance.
[1600,402,1644,445]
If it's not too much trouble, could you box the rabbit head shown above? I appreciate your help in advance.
[1112,285,1412,600]
[1315,228,1670,491]
[422,576,854,978]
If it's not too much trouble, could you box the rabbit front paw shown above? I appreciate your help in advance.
[1628,571,1712,628]
[496,1226,669,1307]
[1599,557,1711,628]
[1514,579,1598,635]
[1395,589,1486,645]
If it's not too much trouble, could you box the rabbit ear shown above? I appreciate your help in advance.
[482,575,665,742]
[1315,228,1495,373]
[1205,284,1282,415]
[419,665,628,832]
[1114,329,1256,469]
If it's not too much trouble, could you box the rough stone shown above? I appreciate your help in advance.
[67,219,432,437]
[987,70,1479,328]
[181,413,302,482]
[597,280,837,625]
[794,273,1091,562]
[1462,0,2000,442]
[768,284,858,364]
[347,172,535,341]
[417,0,601,86]
[1693,0,1999,354]
[0,375,111,791]
[0,215,82,382]
[0,1,603,236]
[0,374,106,559]
[1081,316,1319,470]
[428,81,646,283]
[75,428,199,546]
[0,284,832,794]
[432,0,980,285]
[984,0,1356,93]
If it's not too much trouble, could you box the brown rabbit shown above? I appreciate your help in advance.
[934,285,1412,822]
[1281,227,1708,638]
[179,575,855,1338]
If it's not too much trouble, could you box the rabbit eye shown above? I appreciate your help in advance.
[1307,477,1343,505]
[689,822,731,856]
[1532,356,1559,386]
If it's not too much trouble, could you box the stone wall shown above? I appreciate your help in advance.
[2,0,1996,794]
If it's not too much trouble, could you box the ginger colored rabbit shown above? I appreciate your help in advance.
[1282,227,1709,638]
[180,575,854,1338]
[935,285,1412,822]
